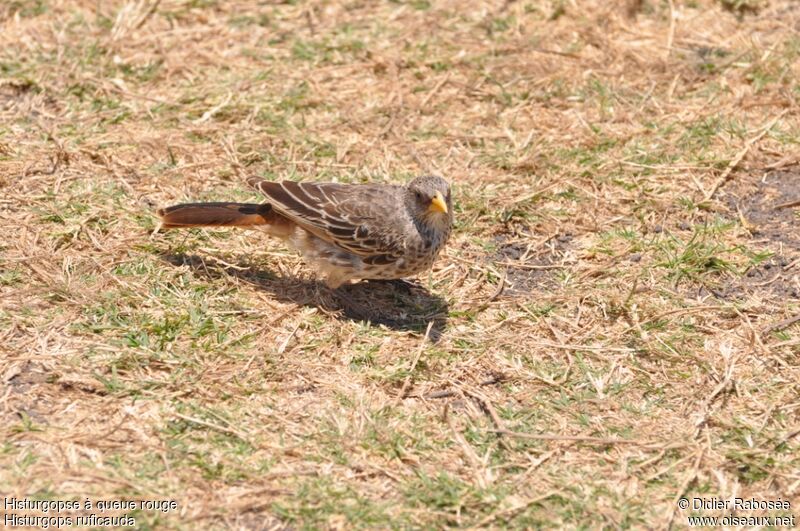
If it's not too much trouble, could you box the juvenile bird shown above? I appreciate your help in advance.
[158,175,453,288]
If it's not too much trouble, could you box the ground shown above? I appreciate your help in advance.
[1,0,799,528]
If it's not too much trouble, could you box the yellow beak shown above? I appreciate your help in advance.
[429,191,448,214]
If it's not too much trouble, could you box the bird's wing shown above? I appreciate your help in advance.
[248,178,408,263]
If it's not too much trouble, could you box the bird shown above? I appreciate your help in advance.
[157,175,453,289]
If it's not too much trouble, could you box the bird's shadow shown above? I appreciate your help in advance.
[159,252,449,342]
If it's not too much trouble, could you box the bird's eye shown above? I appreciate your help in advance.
[415,191,422,199]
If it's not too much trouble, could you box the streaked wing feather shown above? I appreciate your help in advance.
[252,180,405,259]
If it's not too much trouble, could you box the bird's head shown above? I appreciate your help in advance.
[405,175,453,231]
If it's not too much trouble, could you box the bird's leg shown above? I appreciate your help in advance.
[326,278,363,314]
[389,278,417,293]
[324,273,351,290]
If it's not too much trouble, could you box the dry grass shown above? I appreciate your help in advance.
[1,0,799,528]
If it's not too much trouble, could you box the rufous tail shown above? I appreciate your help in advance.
[157,202,275,229]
